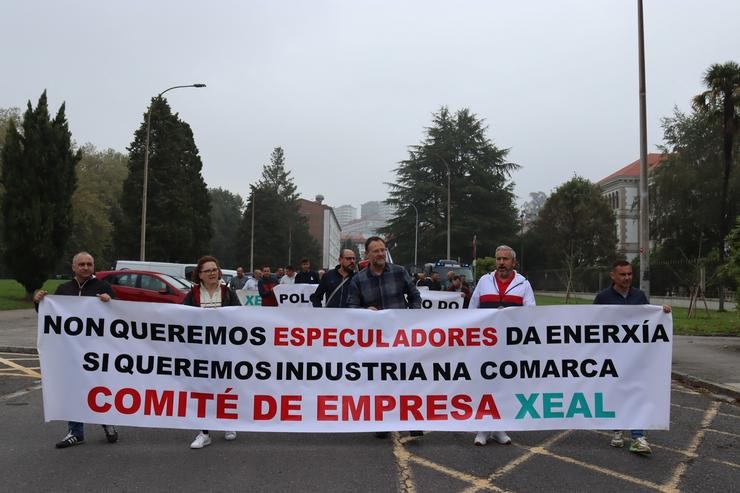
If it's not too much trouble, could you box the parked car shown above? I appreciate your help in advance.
[424,260,475,290]
[96,270,192,304]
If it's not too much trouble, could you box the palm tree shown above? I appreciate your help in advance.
[692,61,740,311]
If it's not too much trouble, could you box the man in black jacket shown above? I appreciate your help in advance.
[310,250,356,307]
[33,251,119,449]
[294,258,320,284]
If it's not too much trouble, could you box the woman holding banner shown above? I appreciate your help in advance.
[183,255,242,449]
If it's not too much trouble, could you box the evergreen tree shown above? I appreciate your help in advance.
[0,92,80,297]
[209,187,244,268]
[533,176,617,298]
[113,97,211,262]
[239,147,320,268]
[382,107,519,265]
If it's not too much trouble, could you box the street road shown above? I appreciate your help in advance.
[0,357,737,493]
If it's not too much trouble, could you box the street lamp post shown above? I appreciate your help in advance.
[249,188,255,273]
[409,203,419,268]
[139,83,206,261]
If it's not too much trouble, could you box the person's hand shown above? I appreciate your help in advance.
[97,293,111,302]
[33,290,48,303]
[662,304,672,313]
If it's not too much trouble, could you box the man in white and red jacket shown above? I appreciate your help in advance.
[468,245,535,446]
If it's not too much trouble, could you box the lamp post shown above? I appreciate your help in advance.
[408,203,419,268]
[139,83,206,261]
[249,187,255,273]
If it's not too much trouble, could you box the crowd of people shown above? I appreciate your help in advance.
[34,239,668,455]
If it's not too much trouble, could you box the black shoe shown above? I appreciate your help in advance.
[102,425,118,443]
[409,430,424,437]
[374,431,390,438]
[55,433,84,449]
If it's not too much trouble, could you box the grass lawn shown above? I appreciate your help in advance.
[536,294,739,336]
[0,279,66,310]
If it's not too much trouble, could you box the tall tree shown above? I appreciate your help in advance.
[113,97,211,263]
[209,187,244,268]
[691,61,739,310]
[382,107,520,266]
[0,92,80,297]
[239,147,320,269]
[63,144,129,271]
[533,176,617,299]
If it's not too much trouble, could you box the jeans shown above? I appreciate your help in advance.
[68,421,84,439]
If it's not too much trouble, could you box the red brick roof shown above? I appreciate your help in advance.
[599,153,664,183]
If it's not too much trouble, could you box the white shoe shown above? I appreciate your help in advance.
[190,432,212,449]
[491,431,511,444]
[474,431,490,446]
[224,431,237,441]
[610,431,624,448]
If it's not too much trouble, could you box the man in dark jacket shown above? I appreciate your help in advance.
[33,251,119,449]
[594,260,671,455]
[294,258,320,284]
[310,250,356,307]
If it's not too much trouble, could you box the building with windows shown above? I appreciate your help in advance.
[597,153,664,261]
[333,204,357,227]
[360,200,396,222]
[297,195,341,269]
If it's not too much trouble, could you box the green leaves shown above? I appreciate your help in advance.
[1,91,80,296]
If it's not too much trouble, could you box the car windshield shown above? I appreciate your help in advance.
[161,274,192,290]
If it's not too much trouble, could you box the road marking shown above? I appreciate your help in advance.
[407,454,509,492]
[0,356,41,379]
[392,432,417,493]
[526,446,666,491]
[706,428,740,439]
[663,400,721,492]
[0,382,42,402]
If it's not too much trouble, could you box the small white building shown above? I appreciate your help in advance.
[597,153,664,261]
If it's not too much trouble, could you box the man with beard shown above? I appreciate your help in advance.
[310,249,357,307]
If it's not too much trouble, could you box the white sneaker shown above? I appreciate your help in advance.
[474,431,490,446]
[224,431,237,441]
[610,431,624,448]
[491,431,512,444]
[190,432,212,449]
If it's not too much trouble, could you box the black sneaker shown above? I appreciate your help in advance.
[55,433,84,449]
[102,425,118,443]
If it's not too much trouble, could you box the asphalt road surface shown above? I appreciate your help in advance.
[0,356,737,493]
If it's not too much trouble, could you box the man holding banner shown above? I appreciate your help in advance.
[347,236,422,438]
[594,260,672,455]
[33,251,119,449]
[310,249,356,307]
[469,245,535,446]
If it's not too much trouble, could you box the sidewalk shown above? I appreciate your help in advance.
[2,308,738,399]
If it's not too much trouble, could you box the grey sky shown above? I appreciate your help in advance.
[2,1,738,210]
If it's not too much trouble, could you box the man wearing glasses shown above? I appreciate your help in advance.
[310,250,357,307]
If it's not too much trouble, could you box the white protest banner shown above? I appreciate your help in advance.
[274,284,318,307]
[274,283,462,309]
[236,289,261,307]
[419,290,464,309]
[38,297,672,433]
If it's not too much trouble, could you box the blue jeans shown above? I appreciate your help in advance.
[68,421,84,439]
[630,430,645,439]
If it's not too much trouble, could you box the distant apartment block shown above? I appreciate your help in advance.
[360,201,396,222]
[333,204,357,227]
[597,153,664,261]
[297,196,341,269]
